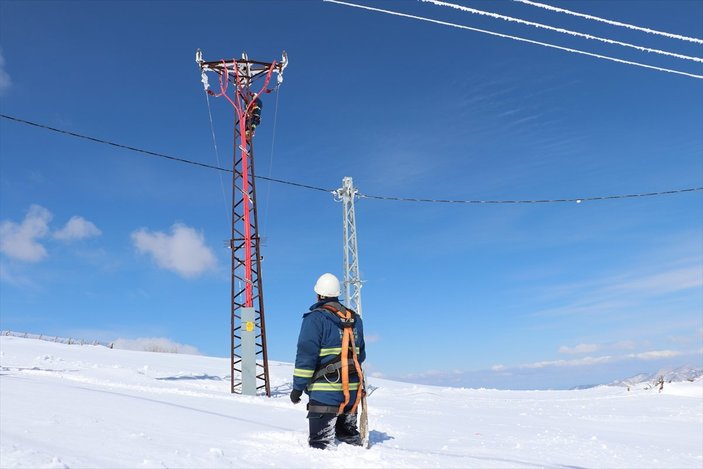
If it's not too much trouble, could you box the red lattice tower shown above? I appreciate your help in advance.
[197,50,287,396]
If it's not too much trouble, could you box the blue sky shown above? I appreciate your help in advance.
[1,0,701,390]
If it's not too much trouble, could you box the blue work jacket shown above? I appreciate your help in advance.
[293,298,366,406]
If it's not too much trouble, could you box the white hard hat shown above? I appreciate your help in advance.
[314,273,341,298]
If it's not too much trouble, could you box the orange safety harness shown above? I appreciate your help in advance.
[320,304,365,415]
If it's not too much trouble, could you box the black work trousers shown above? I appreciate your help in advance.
[307,400,362,449]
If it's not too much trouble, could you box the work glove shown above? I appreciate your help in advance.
[290,388,302,404]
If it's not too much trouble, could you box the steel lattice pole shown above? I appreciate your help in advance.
[338,177,363,317]
[197,50,287,397]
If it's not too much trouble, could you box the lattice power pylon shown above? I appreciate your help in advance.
[197,49,288,396]
[334,177,363,317]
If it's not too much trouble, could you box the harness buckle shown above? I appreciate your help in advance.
[340,318,354,328]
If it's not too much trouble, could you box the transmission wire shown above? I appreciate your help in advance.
[0,113,332,191]
[323,0,703,80]
[357,188,703,204]
[423,0,703,63]
[512,0,703,44]
[2,113,701,205]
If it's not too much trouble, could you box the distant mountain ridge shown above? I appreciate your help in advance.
[570,365,703,390]
[612,365,703,387]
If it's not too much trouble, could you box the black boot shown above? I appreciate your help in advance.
[335,412,362,446]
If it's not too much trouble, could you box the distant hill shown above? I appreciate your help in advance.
[570,365,703,391]
[612,365,703,388]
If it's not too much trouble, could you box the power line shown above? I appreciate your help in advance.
[0,113,333,193]
[323,0,703,80]
[423,0,703,63]
[358,188,703,204]
[2,113,701,204]
[513,0,703,45]
[1,114,229,172]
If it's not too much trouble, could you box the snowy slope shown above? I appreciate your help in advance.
[1,336,701,468]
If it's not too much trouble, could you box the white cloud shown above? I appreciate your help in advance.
[559,343,600,354]
[132,223,217,278]
[54,216,102,241]
[0,48,11,95]
[0,205,52,262]
[627,350,682,360]
[530,252,703,319]
[607,266,703,295]
[497,349,689,371]
[0,207,104,262]
[520,355,614,369]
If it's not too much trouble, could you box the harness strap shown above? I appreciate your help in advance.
[307,404,340,414]
[311,358,357,382]
[339,315,351,415]
[320,304,365,415]
[348,325,364,414]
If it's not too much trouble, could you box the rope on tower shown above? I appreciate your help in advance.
[262,86,283,238]
[204,91,230,231]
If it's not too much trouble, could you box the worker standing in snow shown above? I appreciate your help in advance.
[290,273,366,449]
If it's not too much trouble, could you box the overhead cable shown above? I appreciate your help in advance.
[423,0,703,63]
[357,188,703,204]
[513,0,703,44]
[323,0,703,79]
[0,113,332,193]
[2,113,701,204]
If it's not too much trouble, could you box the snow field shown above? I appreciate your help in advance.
[1,336,701,468]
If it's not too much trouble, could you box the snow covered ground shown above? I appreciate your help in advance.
[1,336,701,468]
